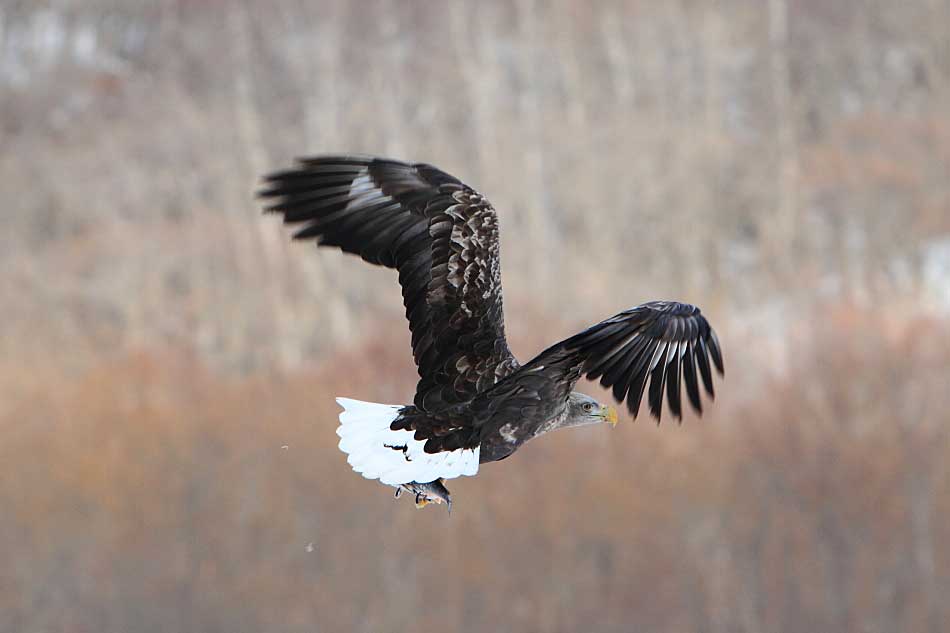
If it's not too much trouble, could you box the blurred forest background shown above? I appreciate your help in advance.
[2,1,949,632]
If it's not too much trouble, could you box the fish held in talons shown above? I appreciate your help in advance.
[394,479,452,513]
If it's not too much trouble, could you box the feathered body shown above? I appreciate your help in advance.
[260,155,724,509]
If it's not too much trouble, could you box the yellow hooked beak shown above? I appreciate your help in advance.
[602,405,619,427]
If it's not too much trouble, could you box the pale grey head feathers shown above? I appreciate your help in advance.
[562,392,619,430]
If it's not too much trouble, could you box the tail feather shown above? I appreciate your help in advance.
[335,397,479,486]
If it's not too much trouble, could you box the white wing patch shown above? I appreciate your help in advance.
[335,398,479,486]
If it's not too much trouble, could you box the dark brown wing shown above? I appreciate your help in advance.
[259,155,518,412]
[516,301,724,421]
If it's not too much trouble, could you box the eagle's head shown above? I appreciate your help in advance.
[565,392,619,429]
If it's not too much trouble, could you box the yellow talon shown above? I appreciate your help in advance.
[414,495,446,509]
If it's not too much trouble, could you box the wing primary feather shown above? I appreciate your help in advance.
[695,338,715,398]
[593,334,643,385]
[293,160,371,171]
[682,342,702,415]
[708,329,724,375]
[267,187,371,213]
[279,200,341,225]
[666,347,682,421]
[626,340,659,418]
[610,338,653,403]
[260,179,362,199]
[648,341,669,372]
[586,325,638,359]
[648,359,667,422]
[601,337,648,401]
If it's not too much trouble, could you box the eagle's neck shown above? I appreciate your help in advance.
[534,406,572,437]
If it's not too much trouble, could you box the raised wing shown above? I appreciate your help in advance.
[517,301,724,421]
[259,155,518,410]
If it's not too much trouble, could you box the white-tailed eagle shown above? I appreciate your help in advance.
[260,156,723,511]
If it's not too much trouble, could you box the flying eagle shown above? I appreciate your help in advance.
[260,155,723,511]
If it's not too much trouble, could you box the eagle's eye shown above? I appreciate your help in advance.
[582,402,593,412]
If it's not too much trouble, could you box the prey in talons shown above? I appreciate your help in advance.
[393,479,452,513]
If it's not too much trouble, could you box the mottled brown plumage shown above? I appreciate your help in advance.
[260,155,724,507]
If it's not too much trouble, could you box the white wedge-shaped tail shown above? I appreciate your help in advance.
[335,398,479,486]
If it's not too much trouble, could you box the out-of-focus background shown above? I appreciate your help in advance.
[2,1,949,631]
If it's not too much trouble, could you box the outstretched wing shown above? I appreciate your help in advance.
[516,301,724,421]
[259,155,518,411]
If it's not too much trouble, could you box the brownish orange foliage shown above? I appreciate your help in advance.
[2,305,947,633]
